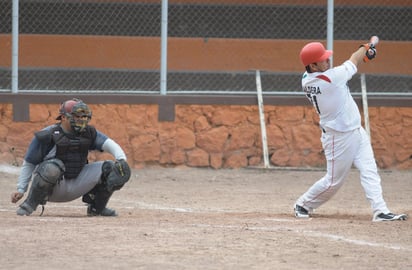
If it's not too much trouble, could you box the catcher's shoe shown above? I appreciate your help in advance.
[294,204,310,218]
[16,202,35,216]
[372,212,407,222]
[87,205,118,217]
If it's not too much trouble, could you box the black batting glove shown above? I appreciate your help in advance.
[360,43,377,62]
[365,44,377,61]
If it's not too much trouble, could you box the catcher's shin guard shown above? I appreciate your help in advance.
[17,178,50,216]
[17,159,65,216]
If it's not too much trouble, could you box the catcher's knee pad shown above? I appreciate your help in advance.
[101,159,131,192]
[36,158,66,186]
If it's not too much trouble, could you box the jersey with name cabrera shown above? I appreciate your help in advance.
[302,60,360,132]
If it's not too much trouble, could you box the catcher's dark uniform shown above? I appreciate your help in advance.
[15,123,130,216]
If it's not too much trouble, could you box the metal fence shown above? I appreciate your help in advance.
[0,0,411,95]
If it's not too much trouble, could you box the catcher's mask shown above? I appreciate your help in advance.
[56,98,92,134]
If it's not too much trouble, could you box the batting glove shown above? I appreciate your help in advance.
[360,43,377,62]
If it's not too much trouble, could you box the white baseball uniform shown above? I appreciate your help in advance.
[295,60,390,215]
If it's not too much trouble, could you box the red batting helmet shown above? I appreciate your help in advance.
[299,42,333,66]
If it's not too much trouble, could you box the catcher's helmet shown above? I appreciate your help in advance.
[300,42,333,66]
[56,98,92,120]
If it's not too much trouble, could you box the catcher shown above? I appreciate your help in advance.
[10,98,131,217]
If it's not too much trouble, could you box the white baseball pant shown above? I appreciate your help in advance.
[296,127,390,214]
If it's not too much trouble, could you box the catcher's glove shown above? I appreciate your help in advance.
[103,159,131,192]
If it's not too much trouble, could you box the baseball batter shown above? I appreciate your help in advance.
[294,38,407,222]
[10,98,131,216]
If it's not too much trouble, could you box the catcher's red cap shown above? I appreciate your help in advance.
[300,42,333,66]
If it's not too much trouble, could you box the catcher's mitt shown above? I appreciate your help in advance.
[102,159,131,192]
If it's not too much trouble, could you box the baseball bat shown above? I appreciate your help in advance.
[369,35,379,46]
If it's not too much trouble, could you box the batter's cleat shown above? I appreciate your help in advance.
[87,205,118,217]
[16,202,35,216]
[294,204,310,218]
[372,212,407,222]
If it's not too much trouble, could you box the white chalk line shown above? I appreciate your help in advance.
[102,201,412,253]
[188,223,411,252]
[3,202,411,253]
[307,230,410,251]
[120,201,411,252]
[0,164,21,175]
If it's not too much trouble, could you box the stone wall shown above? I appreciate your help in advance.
[0,103,411,169]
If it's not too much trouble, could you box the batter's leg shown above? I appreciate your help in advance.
[296,130,358,213]
[353,128,390,214]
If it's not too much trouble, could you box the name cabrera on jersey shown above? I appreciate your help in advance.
[302,60,362,132]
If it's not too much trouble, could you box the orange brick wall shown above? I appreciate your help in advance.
[0,103,411,170]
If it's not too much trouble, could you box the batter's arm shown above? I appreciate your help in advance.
[350,36,378,67]
[349,47,368,67]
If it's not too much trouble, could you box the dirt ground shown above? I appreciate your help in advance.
[1,165,411,270]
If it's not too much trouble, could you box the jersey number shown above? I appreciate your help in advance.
[307,94,321,115]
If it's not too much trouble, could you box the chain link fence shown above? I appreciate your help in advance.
[0,0,411,94]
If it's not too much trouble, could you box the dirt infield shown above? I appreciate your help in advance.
[1,165,411,270]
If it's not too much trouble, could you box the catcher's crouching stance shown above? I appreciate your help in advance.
[11,98,131,217]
